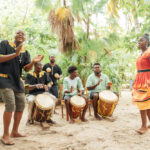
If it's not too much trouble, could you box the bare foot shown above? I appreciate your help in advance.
[69,119,75,124]
[103,116,116,122]
[95,115,102,120]
[11,132,27,138]
[1,136,15,145]
[135,127,148,134]
[81,118,88,122]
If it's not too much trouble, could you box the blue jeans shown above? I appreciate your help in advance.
[90,92,99,100]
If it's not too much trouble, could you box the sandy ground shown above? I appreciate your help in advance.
[0,89,150,150]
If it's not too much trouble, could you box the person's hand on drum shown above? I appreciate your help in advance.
[78,91,82,96]
[36,84,44,89]
[96,79,103,86]
[43,85,48,91]
[107,82,112,89]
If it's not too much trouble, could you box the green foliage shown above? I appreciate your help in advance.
[71,0,108,17]
[35,0,60,12]
[0,0,150,93]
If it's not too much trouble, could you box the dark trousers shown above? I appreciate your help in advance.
[49,85,58,98]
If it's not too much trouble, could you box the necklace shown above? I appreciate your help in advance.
[18,54,22,63]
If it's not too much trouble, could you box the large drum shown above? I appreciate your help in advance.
[32,93,54,122]
[70,95,86,118]
[97,90,118,117]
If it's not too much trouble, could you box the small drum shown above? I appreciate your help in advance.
[32,93,54,122]
[70,95,86,118]
[97,90,118,117]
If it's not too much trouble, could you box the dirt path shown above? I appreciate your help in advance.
[0,89,150,150]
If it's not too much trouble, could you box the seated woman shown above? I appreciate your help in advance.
[63,65,88,123]
[25,62,56,125]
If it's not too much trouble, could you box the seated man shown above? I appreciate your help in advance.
[63,66,88,123]
[86,63,111,120]
[25,62,56,125]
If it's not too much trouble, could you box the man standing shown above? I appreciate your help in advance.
[43,55,62,112]
[86,63,111,120]
[0,30,43,145]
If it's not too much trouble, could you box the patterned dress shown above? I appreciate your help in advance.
[132,48,150,110]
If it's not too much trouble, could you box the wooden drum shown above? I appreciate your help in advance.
[70,95,86,118]
[32,93,54,122]
[97,90,118,117]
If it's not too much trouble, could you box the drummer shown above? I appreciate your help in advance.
[63,66,88,123]
[25,62,56,125]
[86,63,111,120]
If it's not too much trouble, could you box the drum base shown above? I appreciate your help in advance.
[70,95,86,119]
[32,104,53,122]
[97,100,118,117]
[72,112,82,119]
[71,106,84,119]
[41,122,50,130]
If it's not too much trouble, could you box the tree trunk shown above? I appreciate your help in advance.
[134,17,140,33]
[131,1,140,33]
[22,1,29,24]
[87,15,90,40]
[63,0,66,7]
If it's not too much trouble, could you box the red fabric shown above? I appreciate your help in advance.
[133,48,150,89]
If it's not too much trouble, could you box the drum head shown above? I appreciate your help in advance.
[44,92,57,101]
[99,90,118,103]
[35,94,54,110]
[70,95,86,107]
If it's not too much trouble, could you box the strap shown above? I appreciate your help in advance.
[137,69,150,73]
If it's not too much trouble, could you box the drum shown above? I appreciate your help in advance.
[32,93,54,122]
[70,95,86,118]
[97,90,118,117]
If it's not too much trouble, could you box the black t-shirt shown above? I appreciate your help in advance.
[0,40,31,92]
[25,71,50,95]
[43,63,62,86]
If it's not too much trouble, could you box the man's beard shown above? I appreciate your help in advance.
[95,72,101,75]
[50,60,55,63]
[35,69,41,73]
